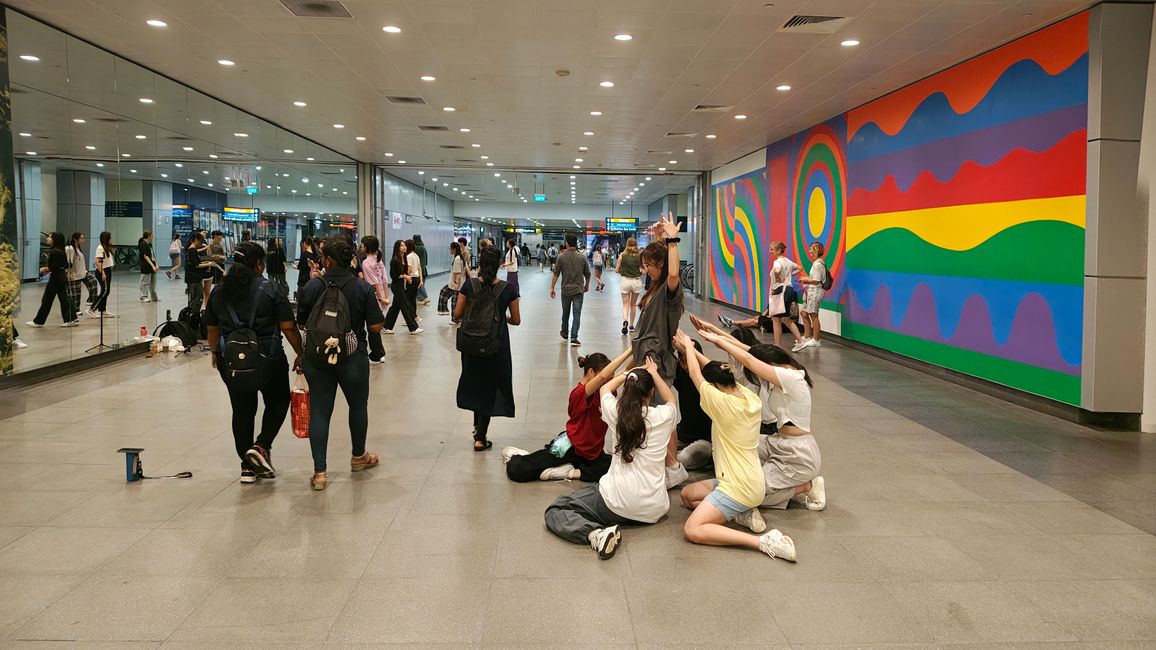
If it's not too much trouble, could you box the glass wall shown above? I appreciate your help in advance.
[4,9,356,375]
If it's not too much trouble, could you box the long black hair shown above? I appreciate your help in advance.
[222,241,266,304]
[68,232,84,256]
[748,344,814,388]
[702,360,738,388]
[391,239,406,264]
[48,232,65,250]
[615,369,655,464]
[98,231,113,254]
[362,235,382,262]
[477,245,501,285]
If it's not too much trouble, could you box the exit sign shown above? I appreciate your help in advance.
[533,194,547,202]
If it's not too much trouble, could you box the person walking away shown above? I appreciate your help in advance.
[266,237,290,300]
[296,237,386,491]
[137,230,160,303]
[615,237,642,335]
[501,238,521,295]
[520,242,531,267]
[184,231,213,310]
[591,245,606,291]
[547,243,558,270]
[205,241,304,484]
[166,233,182,280]
[537,244,547,272]
[455,246,521,451]
[359,235,389,363]
[439,241,466,316]
[382,239,421,334]
[503,348,633,482]
[412,234,430,305]
[549,234,590,347]
[794,242,827,352]
[25,232,73,328]
[543,356,678,559]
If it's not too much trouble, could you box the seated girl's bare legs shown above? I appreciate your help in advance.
[682,498,761,549]
[679,479,713,510]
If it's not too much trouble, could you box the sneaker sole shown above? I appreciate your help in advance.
[245,449,276,476]
[240,476,257,484]
[598,529,621,560]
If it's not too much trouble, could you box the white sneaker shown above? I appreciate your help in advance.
[384,329,394,335]
[792,476,826,511]
[665,462,689,489]
[758,529,797,562]
[792,338,811,352]
[540,464,575,481]
[102,311,117,318]
[501,446,530,463]
[588,525,621,560]
[410,328,424,335]
[60,320,79,328]
[24,321,42,328]
[808,340,822,348]
[734,507,767,533]
[14,339,28,349]
[84,309,99,319]
[676,440,712,471]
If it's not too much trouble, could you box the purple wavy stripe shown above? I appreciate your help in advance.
[847,285,1079,375]
[848,104,1087,194]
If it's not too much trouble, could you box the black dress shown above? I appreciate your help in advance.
[456,279,519,418]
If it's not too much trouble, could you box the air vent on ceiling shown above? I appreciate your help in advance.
[779,15,850,34]
[647,149,674,155]
[440,144,466,149]
[665,132,696,138]
[93,116,125,123]
[454,159,476,163]
[417,125,450,132]
[278,0,353,19]
[692,104,733,113]
[387,96,428,105]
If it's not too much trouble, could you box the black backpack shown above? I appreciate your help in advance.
[820,263,834,291]
[456,278,507,358]
[304,276,358,366]
[218,281,271,391]
[154,310,198,348]
[177,306,204,341]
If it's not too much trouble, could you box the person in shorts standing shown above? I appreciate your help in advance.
[793,242,827,352]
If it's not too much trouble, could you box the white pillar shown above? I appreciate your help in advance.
[1140,10,1156,433]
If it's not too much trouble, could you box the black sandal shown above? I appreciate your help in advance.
[473,430,492,452]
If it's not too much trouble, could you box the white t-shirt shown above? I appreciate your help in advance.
[808,258,827,285]
[451,256,465,288]
[65,245,87,281]
[95,244,115,270]
[503,248,519,273]
[598,393,677,523]
[406,251,421,278]
[593,251,604,267]
[768,366,812,432]
[771,256,798,289]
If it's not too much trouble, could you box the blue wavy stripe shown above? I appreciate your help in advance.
[848,54,1088,164]
[844,270,1083,365]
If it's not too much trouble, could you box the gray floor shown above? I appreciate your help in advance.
[1,268,1155,648]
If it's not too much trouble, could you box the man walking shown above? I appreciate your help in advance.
[549,234,590,347]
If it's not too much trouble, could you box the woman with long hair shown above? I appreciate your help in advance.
[501,238,520,294]
[455,246,521,451]
[93,231,116,318]
[26,232,73,328]
[295,235,320,297]
[184,231,213,310]
[65,232,97,320]
[383,239,421,334]
[502,348,633,483]
[359,235,389,363]
[166,233,182,280]
[671,330,797,562]
[205,241,304,484]
[266,236,290,299]
[614,237,642,335]
[404,238,424,319]
[591,244,605,291]
[543,356,677,559]
[438,241,465,316]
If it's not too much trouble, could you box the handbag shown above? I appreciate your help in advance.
[768,286,786,317]
[291,374,310,439]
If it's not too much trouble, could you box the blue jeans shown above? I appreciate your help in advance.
[303,350,370,472]
[416,282,428,302]
[561,293,583,340]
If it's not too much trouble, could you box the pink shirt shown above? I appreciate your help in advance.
[362,255,387,289]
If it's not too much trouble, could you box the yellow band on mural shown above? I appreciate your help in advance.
[846,195,1086,252]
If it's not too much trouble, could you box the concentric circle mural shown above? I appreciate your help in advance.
[791,126,846,284]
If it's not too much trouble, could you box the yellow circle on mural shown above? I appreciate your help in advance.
[808,187,827,238]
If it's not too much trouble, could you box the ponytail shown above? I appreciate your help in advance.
[478,246,501,285]
[702,361,738,388]
[750,344,814,388]
[614,370,655,463]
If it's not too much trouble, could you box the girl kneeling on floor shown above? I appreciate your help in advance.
[544,357,677,559]
[672,330,798,562]
[503,347,633,482]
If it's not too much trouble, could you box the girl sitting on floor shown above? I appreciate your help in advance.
[503,347,633,482]
[544,357,677,559]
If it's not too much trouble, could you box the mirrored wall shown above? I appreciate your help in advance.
[6,9,357,374]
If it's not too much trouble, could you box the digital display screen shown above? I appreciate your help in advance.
[223,207,259,222]
[605,217,637,232]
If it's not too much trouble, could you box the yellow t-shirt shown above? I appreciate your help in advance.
[699,382,764,508]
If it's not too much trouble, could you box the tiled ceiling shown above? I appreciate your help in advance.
[6,0,1096,179]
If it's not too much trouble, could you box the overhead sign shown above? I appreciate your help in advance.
[246,187,258,195]
[605,217,638,232]
[223,207,259,222]
[533,194,547,202]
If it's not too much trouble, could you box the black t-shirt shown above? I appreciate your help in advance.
[184,246,204,284]
[266,246,286,274]
[296,250,319,286]
[673,363,712,442]
[296,267,385,354]
[204,277,294,355]
[138,240,155,274]
[47,248,68,281]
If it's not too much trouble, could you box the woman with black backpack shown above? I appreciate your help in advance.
[205,242,304,484]
[454,246,521,451]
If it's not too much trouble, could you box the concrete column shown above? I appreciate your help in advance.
[357,162,374,237]
[14,160,42,281]
[1081,3,1153,414]
[55,170,105,267]
[0,10,19,373]
[1140,10,1156,433]
[142,181,173,246]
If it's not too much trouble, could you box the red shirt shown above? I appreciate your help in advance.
[566,382,608,461]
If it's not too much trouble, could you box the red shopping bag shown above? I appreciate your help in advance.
[291,374,310,439]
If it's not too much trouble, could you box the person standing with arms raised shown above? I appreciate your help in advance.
[549,234,590,347]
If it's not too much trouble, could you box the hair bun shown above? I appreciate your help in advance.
[577,355,587,368]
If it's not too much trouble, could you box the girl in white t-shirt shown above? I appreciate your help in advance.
[592,245,606,292]
[543,356,676,560]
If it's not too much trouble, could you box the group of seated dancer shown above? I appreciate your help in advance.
[502,311,825,562]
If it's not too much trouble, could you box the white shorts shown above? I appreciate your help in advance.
[620,276,642,294]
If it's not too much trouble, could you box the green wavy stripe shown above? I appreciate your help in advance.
[846,220,1085,285]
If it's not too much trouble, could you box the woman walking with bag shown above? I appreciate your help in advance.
[615,237,642,335]
[166,233,182,280]
[205,242,304,484]
[455,246,521,451]
[359,235,389,363]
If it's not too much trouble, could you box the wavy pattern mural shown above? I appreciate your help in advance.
[709,13,1088,404]
[710,169,769,312]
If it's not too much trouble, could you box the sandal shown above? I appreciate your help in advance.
[351,452,380,472]
[473,430,492,452]
[310,471,327,491]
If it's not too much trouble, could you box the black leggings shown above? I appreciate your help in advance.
[220,354,291,468]
[32,276,71,325]
[506,437,612,482]
[474,413,491,440]
[95,265,113,312]
[383,282,418,331]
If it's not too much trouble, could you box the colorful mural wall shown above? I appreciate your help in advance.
[709,13,1088,404]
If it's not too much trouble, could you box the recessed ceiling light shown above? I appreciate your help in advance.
[182,146,194,151]
[668,160,677,164]
[578,146,588,152]
[705,134,716,139]
[486,162,494,166]
[306,157,315,161]
[383,25,401,33]
[72,118,86,124]
[218,59,235,66]
[175,163,183,167]
[162,173,169,178]
[614,33,633,41]
[494,173,501,177]
[570,175,576,179]
[356,136,366,141]
[25,151,36,156]
[443,106,455,112]
[384,152,394,157]
[443,182,449,187]
[600,81,614,87]
[645,176,652,180]
[685,148,694,153]
[135,134,147,139]
[431,177,439,181]
[146,19,167,27]
[418,171,425,175]
[584,131,594,136]
[420,75,436,81]
[121,153,131,158]
[734,114,747,120]
[841,39,860,47]
[256,166,262,170]
[658,167,667,171]
[209,154,219,159]
[284,149,294,154]
[333,124,344,129]
[188,178,196,183]
[200,120,212,125]
[234,132,248,137]
[776,84,791,91]
[139,97,153,104]
[19,55,40,62]
[480,155,489,159]
[639,182,645,186]
[589,111,602,116]
[203,170,210,175]
[398,160,406,164]
[471,143,481,148]
[18,132,31,137]
[573,165,581,169]
[96,162,104,167]
[575,158,584,162]
[130,169,138,173]
[85,145,96,150]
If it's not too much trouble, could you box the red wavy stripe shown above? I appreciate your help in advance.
[848,130,1086,215]
[847,12,1088,140]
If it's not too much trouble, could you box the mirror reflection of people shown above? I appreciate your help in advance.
[137,229,160,303]
[166,233,182,280]
[26,232,73,328]
[94,231,117,318]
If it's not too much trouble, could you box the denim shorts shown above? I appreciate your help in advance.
[705,479,750,521]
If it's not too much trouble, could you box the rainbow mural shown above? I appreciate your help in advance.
[709,13,1088,404]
